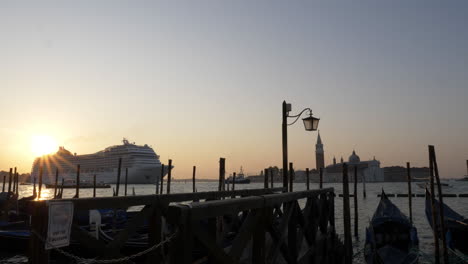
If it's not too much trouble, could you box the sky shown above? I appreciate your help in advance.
[0,1,467,179]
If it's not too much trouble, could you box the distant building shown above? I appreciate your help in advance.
[324,151,384,182]
[383,166,430,182]
[315,132,325,171]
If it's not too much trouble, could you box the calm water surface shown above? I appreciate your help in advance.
[5,180,468,263]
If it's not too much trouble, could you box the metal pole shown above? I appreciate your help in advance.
[406,162,412,223]
[282,101,289,192]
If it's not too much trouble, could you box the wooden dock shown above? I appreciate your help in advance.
[27,187,344,263]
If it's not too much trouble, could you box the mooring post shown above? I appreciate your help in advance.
[8,168,12,194]
[406,162,412,223]
[148,205,163,263]
[167,159,172,194]
[342,163,352,264]
[319,167,323,189]
[218,158,225,191]
[192,166,196,193]
[124,168,128,196]
[93,175,96,198]
[12,167,17,194]
[29,202,49,263]
[2,175,5,192]
[354,166,358,238]
[429,145,448,264]
[33,177,37,197]
[264,168,269,189]
[115,158,122,197]
[74,164,80,198]
[38,167,43,199]
[362,170,367,198]
[270,168,273,188]
[282,101,289,193]
[159,164,164,195]
[232,172,236,191]
[60,178,64,198]
[289,162,294,192]
[306,168,310,190]
[428,149,440,264]
[53,169,59,199]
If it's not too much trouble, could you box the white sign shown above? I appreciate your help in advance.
[46,201,74,249]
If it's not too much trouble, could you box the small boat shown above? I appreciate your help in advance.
[365,190,419,264]
[425,189,468,255]
[225,167,250,184]
[45,179,111,189]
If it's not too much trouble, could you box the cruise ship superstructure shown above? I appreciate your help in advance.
[31,139,167,184]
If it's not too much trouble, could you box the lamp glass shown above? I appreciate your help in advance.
[302,116,320,131]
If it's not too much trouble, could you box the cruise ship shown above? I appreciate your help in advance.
[31,138,168,184]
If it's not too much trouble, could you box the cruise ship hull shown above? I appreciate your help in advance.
[35,165,166,185]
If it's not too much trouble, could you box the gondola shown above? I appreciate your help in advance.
[365,190,419,264]
[425,188,468,255]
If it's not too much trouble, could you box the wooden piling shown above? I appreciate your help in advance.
[192,166,196,193]
[428,148,440,264]
[289,162,294,192]
[232,172,236,191]
[75,165,80,198]
[38,167,42,199]
[319,167,323,189]
[429,145,448,264]
[342,163,352,264]
[167,159,172,194]
[270,168,273,188]
[406,162,412,223]
[218,158,225,191]
[159,164,164,194]
[7,168,12,194]
[124,168,128,196]
[306,168,310,190]
[362,171,367,198]
[115,158,122,197]
[93,175,96,198]
[354,166,358,238]
[33,177,37,197]
[53,169,59,199]
[12,167,17,194]
[2,175,5,192]
[264,168,269,189]
[60,178,64,198]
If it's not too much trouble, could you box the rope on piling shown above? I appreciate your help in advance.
[31,229,178,263]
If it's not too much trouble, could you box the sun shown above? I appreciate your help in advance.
[31,135,58,156]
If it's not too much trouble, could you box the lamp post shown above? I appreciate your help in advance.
[282,101,320,192]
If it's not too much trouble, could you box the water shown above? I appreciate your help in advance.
[6,180,468,262]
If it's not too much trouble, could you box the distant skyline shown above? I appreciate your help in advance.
[1,1,467,178]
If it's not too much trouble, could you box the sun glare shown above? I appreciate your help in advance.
[31,135,58,156]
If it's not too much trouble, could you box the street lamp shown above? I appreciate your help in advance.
[282,101,320,192]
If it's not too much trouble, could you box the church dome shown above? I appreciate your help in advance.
[348,150,360,163]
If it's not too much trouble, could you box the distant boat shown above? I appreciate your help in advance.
[425,189,468,255]
[45,179,110,189]
[225,167,250,184]
[365,190,419,264]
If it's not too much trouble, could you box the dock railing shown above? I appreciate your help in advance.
[27,187,285,263]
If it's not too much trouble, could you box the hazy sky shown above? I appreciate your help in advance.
[1,1,467,178]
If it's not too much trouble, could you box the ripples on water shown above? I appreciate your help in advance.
[7,180,468,262]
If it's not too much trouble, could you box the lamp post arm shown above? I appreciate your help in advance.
[287,108,312,126]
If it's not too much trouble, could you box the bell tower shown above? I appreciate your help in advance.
[315,131,325,170]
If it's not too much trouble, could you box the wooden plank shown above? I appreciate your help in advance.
[229,210,260,261]
[252,208,266,264]
[147,205,163,263]
[288,201,298,264]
